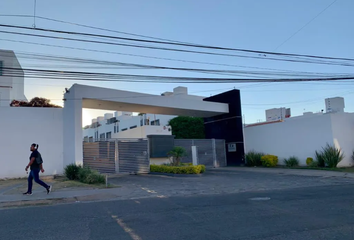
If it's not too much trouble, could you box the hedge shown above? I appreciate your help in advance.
[261,155,278,167]
[150,164,206,174]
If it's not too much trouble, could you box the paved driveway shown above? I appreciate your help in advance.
[107,168,354,200]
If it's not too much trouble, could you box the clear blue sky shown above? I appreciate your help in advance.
[0,0,353,125]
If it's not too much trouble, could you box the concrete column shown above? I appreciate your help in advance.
[63,89,83,167]
[191,145,198,166]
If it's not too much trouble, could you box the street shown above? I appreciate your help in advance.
[1,170,354,239]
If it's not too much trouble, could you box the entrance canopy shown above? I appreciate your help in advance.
[73,84,229,117]
[63,84,230,167]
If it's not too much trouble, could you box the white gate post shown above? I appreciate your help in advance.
[191,145,198,166]
[115,139,119,173]
[212,138,217,168]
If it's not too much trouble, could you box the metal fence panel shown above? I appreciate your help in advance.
[174,139,193,163]
[174,139,226,167]
[215,139,227,167]
[83,139,150,174]
[118,139,150,174]
[83,141,116,174]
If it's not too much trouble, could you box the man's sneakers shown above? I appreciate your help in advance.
[46,185,52,194]
[23,192,32,195]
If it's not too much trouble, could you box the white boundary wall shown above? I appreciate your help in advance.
[0,107,64,178]
[244,112,354,167]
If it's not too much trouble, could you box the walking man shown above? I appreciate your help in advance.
[23,143,52,195]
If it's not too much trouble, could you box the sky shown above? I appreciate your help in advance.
[0,0,353,126]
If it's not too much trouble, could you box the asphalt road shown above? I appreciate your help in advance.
[1,183,354,240]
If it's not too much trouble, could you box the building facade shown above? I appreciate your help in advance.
[82,86,206,141]
[82,111,175,141]
[244,97,354,167]
[0,50,27,106]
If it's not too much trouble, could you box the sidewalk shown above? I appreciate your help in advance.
[0,176,147,208]
[210,166,354,178]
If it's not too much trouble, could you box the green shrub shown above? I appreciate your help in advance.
[308,160,319,168]
[150,164,205,174]
[245,151,264,166]
[78,167,105,184]
[284,156,299,167]
[83,171,106,184]
[315,150,325,167]
[306,157,314,166]
[321,144,344,168]
[261,155,278,167]
[181,163,193,166]
[168,146,187,166]
[64,163,82,180]
[315,144,344,168]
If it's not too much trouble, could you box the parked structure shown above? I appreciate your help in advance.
[244,97,354,167]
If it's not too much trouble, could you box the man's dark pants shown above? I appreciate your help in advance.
[27,168,49,193]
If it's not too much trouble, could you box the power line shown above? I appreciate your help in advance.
[3,37,353,74]
[3,67,354,83]
[0,14,193,44]
[1,29,354,68]
[3,51,350,78]
[1,23,354,64]
[274,0,339,51]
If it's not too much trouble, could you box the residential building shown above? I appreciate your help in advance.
[82,86,205,141]
[0,50,27,106]
[82,111,175,141]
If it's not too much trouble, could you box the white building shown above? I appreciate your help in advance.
[325,97,345,113]
[82,86,205,140]
[0,50,27,106]
[265,107,291,122]
[244,97,354,167]
[82,111,174,141]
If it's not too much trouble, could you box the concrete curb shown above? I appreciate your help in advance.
[148,172,204,177]
[210,167,354,178]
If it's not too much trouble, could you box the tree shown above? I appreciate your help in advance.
[168,116,205,139]
[10,97,62,108]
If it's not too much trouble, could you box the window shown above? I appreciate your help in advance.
[106,132,111,139]
[130,125,137,129]
[121,128,127,131]
[0,61,3,76]
[83,136,89,142]
[100,133,105,140]
[114,126,116,133]
[89,137,93,142]
[151,119,160,126]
